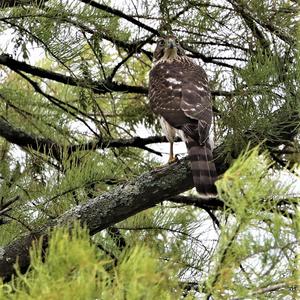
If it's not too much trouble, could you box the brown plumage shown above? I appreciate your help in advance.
[149,36,217,197]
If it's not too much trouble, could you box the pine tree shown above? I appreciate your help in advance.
[0,0,299,298]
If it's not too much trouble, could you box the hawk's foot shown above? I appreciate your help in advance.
[168,155,178,164]
[154,155,178,170]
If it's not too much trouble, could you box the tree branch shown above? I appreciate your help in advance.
[0,54,148,95]
[1,92,298,164]
[167,195,224,210]
[184,46,242,69]
[79,0,159,35]
[0,117,172,159]
[230,0,295,45]
[231,282,295,300]
[226,0,271,50]
[0,158,195,281]
[0,0,48,8]
[0,117,62,161]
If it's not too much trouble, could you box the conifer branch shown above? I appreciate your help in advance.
[0,1,297,295]
[0,140,297,282]
[226,0,271,50]
[0,99,298,164]
[0,54,148,95]
[229,0,295,45]
[167,195,224,210]
[79,0,159,35]
[0,117,170,159]
[0,117,62,161]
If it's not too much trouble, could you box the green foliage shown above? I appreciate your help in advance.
[218,147,278,213]
[0,224,184,300]
[93,202,214,283]
[204,147,298,298]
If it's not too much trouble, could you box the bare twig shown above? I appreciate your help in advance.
[231,282,295,300]
[79,0,159,35]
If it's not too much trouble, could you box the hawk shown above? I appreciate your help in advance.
[149,36,217,197]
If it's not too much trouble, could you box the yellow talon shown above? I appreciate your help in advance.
[168,155,178,164]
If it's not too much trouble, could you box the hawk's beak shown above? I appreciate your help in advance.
[162,38,178,60]
[168,40,176,49]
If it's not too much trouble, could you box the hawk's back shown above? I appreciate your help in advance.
[149,53,217,197]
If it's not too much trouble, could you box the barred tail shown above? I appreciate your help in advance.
[186,138,217,198]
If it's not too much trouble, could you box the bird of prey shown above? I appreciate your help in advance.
[149,36,217,197]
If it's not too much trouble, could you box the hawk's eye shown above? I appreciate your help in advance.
[158,40,165,46]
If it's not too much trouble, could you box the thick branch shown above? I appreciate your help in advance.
[0,158,194,281]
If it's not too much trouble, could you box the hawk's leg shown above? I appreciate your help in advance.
[158,117,178,164]
[168,142,178,164]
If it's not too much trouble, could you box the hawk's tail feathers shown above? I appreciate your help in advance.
[186,139,218,198]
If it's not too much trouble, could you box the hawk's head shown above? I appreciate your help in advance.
[153,36,185,62]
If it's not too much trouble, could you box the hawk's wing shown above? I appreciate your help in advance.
[149,60,212,144]
[180,63,212,144]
